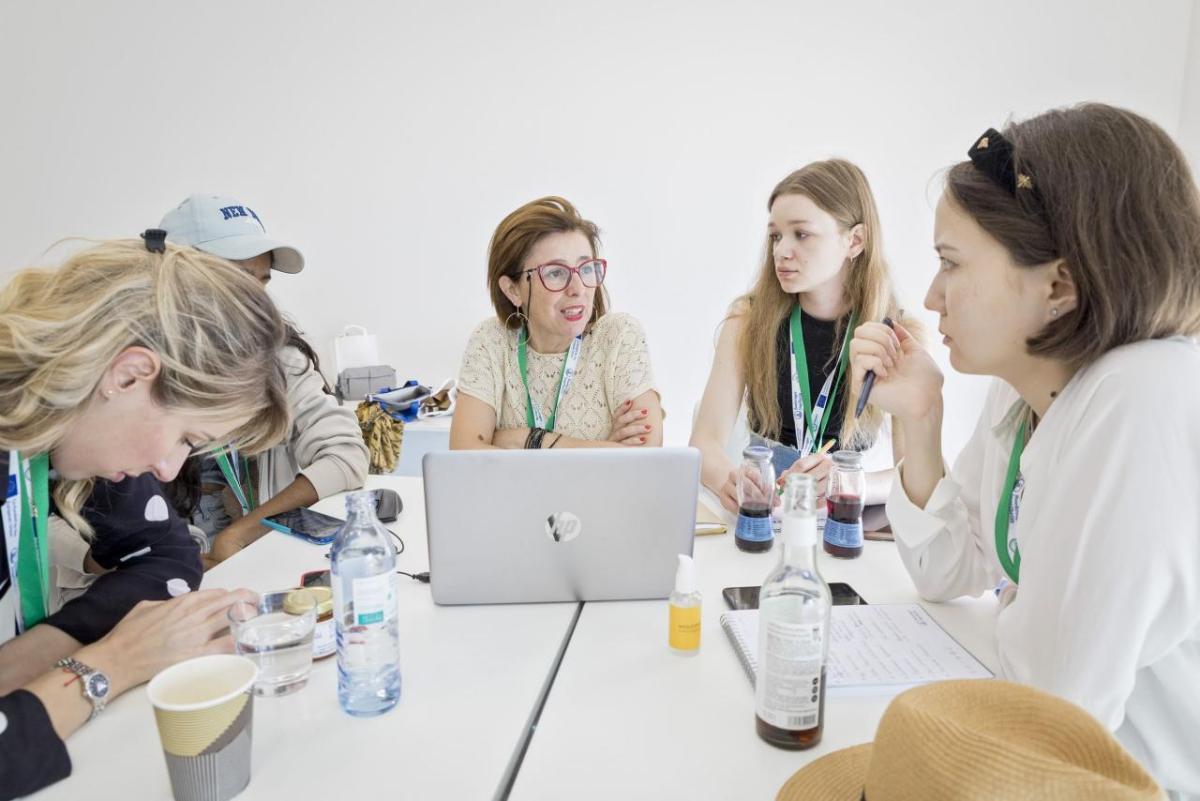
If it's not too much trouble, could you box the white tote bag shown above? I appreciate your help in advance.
[334,325,380,375]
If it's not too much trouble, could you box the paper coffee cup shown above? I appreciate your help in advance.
[147,655,258,801]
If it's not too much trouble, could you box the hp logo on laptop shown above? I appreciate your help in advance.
[546,512,581,543]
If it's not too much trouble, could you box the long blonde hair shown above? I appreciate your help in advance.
[735,160,907,449]
[0,239,291,534]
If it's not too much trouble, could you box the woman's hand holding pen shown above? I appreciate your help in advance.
[778,451,834,501]
[848,320,944,423]
[776,439,836,500]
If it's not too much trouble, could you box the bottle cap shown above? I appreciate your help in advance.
[293,586,333,616]
[741,445,772,463]
[344,488,380,516]
[283,588,318,616]
[832,450,864,470]
[674,553,697,595]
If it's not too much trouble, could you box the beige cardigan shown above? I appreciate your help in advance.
[256,345,370,502]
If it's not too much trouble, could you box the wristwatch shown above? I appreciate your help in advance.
[55,657,111,721]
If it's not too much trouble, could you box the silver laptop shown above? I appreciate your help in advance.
[423,447,701,605]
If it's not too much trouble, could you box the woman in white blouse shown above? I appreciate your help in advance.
[850,104,1200,799]
[451,196,663,450]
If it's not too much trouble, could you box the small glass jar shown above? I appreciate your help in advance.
[288,586,335,660]
[823,450,866,559]
[736,445,776,553]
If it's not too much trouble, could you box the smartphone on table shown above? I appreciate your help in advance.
[263,507,345,546]
[299,569,331,589]
[722,582,866,610]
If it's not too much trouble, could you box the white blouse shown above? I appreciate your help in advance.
[887,338,1200,800]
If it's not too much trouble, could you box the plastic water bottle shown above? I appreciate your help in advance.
[331,490,401,716]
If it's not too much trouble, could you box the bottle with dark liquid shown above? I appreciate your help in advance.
[735,445,776,553]
[755,474,831,749]
[823,450,865,559]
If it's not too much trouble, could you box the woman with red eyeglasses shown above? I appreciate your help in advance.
[450,196,662,450]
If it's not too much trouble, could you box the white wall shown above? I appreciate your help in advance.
[1182,1,1200,174]
[0,0,1195,457]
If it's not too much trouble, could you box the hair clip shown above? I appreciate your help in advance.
[140,228,167,254]
[968,128,1026,197]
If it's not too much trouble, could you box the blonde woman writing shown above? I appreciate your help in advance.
[0,236,290,798]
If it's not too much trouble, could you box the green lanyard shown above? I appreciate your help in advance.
[16,453,50,629]
[214,450,256,516]
[789,307,856,455]
[994,419,1026,584]
[517,327,581,433]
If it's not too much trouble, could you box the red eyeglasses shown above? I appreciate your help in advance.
[520,259,607,291]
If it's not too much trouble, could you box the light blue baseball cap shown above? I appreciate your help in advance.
[158,194,305,274]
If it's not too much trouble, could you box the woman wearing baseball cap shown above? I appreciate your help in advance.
[159,194,369,565]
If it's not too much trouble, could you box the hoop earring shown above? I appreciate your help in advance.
[503,306,530,332]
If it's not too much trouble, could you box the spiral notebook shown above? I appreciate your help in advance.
[720,603,991,694]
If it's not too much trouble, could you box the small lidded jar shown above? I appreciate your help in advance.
[288,586,335,659]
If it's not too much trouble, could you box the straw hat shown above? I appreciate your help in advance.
[777,680,1164,801]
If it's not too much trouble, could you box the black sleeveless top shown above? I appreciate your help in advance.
[772,310,847,451]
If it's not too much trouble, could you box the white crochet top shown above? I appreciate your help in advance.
[457,312,657,441]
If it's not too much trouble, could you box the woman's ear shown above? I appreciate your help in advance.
[499,275,523,309]
[1047,259,1078,315]
[101,346,161,395]
[847,223,866,260]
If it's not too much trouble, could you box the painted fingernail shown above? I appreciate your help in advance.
[644,425,651,431]
[639,436,646,442]
[640,409,648,416]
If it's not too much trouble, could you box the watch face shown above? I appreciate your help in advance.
[85,672,110,700]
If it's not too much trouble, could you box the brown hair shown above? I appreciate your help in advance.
[946,103,1200,368]
[487,196,609,330]
[736,160,909,448]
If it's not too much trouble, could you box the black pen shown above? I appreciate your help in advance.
[854,317,895,418]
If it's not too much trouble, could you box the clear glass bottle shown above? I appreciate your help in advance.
[331,490,401,716]
[755,474,831,749]
[735,445,776,553]
[824,450,865,559]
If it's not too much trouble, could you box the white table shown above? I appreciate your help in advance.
[34,479,998,801]
[509,507,1000,800]
[35,476,579,801]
